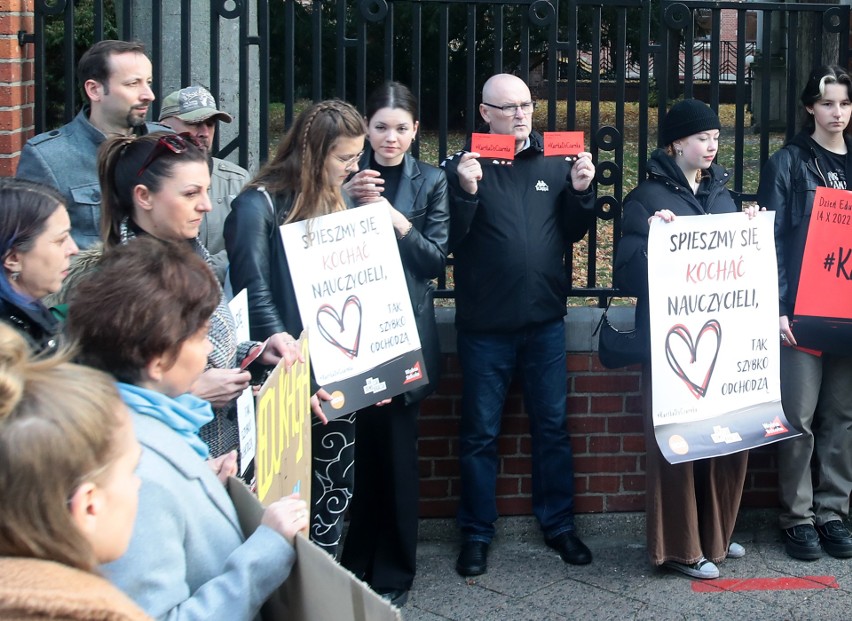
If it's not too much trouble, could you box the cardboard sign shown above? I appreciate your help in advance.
[279,204,429,419]
[255,334,312,507]
[228,289,256,475]
[647,211,798,464]
[543,131,585,156]
[470,132,515,160]
[791,186,852,353]
[227,478,401,621]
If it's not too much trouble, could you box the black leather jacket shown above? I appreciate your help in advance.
[224,151,449,403]
[756,132,852,316]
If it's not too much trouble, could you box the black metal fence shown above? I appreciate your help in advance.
[26,0,852,299]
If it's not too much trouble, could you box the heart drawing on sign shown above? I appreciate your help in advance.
[316,295,363,359]
[664,319,722,399]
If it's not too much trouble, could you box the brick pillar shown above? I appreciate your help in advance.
[0,0,33,176]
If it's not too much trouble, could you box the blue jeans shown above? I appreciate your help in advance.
[457,320,576,542]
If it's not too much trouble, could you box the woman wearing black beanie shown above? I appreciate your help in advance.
[613,99,756,580]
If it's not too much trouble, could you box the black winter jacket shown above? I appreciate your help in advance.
[224,151,449,404]
[755,132,852,317]
[614,149,737,339]
[441,129,594,333]
[0,295,60,354]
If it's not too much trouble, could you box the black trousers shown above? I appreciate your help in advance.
[340,398,420,591]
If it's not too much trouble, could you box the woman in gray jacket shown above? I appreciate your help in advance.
[68,237,308,621]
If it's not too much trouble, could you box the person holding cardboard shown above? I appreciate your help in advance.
[0,324,151,620]
[441,73,595,576]
[66,237,309,621]
[757,65,852,561]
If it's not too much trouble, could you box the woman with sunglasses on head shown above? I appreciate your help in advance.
[0,178,78,354]
[67,238,308,621]
[757,65,852,561]
[336,82,448,606]
[0,323,149,620]
[95,132,300,467]
[226,99,370,557]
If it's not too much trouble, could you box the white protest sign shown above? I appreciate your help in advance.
[280,203,428,418]
[228,288,256,474]
[647,211,798,463]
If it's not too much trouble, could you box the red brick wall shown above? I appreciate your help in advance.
[417,351,781,518]
[0,1,33,176]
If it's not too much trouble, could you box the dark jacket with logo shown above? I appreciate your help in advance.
[15,107,167,249]
[441,129,594,333]
[756,132,852,317]
[614,148,736,341]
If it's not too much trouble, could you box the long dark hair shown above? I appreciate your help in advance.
[0,178,66,307]
[97,132,208,248]
[800,65,852,136]
[366,81,419,122]
[248,99,366,223]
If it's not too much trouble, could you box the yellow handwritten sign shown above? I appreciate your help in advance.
[256,335,312,508]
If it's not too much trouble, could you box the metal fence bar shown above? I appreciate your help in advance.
[24,0,852,300]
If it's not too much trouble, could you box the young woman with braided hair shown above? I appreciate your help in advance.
[226,99,372,556]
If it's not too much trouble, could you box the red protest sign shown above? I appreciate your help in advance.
[543,131,585,156]
[471,133,515,160]
[794,186,852,319]
[791,186,852,354]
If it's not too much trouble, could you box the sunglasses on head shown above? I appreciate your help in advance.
[136,133,202,177]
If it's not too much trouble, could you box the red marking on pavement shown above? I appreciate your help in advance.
[692,575,838,593]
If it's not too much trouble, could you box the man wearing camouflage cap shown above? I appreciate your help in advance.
[159,85,249,283]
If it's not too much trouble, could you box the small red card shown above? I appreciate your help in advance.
[240,339,268,370]
[543,131,585,157]
[471,133,516,160]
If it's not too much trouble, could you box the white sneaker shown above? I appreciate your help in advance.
[662,557,719,579]
[726,542,746,559]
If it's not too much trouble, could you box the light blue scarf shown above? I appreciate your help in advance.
[118,382,214,459]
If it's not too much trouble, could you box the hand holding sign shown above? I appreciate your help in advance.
[456,151,482,195]
[261,493,310,541]
[569,152,595,192]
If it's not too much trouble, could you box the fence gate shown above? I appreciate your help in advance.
[29,0,852,299]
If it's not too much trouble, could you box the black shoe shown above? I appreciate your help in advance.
[783,524,822,560]
[456,540,489,576]
[545,532,592,565]
[816,520,852,558]
[376,588,409,607]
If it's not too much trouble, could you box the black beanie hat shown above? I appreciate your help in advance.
[659,99,721,146]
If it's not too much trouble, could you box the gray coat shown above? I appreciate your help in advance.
[205,157,250,283]
[15,107,167,249]
[102,412,294,621]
